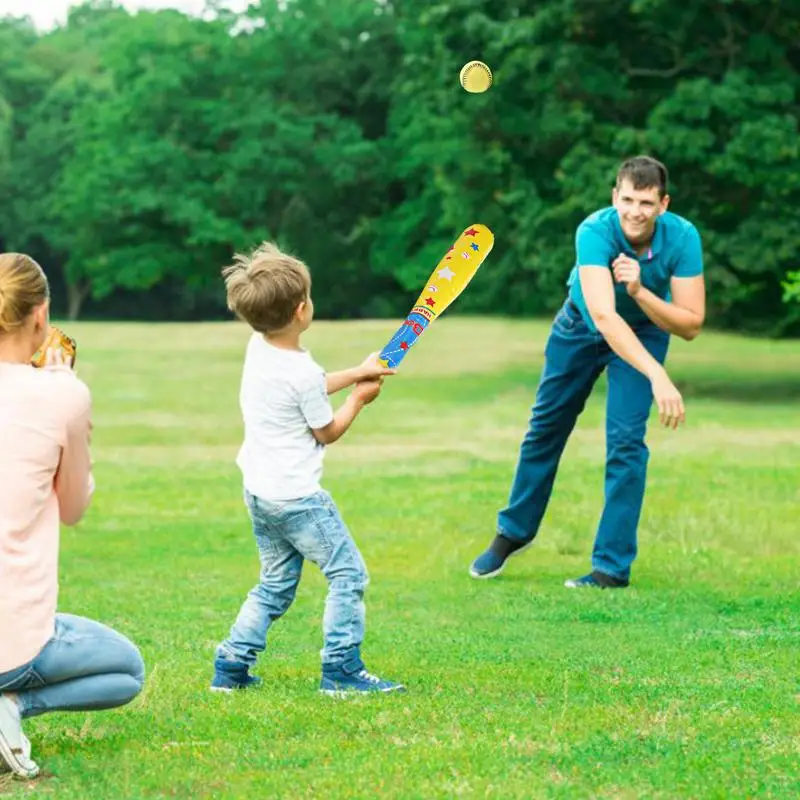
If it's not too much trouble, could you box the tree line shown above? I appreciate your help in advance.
[0,0,797,335]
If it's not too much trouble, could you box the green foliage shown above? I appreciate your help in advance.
[0,0,797,334]
[783,271,800,303]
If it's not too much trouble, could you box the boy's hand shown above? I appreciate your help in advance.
[352,379,382,406]
[357,352,397,382]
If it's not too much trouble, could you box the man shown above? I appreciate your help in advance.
[470,155,705,588]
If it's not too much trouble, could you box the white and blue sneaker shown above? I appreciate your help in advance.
[320,666,406,697]
[0,695,39,779]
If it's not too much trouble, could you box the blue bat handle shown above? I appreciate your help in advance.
[379,311,431,368]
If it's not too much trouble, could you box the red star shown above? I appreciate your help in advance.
[425,297,436,307]
[465,227,478,236]
[400,341,409,350]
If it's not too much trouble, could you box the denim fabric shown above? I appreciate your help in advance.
[497,299,670,580]
[0,614,145,719]
[216,489,369,672]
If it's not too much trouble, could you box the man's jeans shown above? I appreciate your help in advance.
[0,614,145,719]
[498,298,670,580]
[216,489,369,673]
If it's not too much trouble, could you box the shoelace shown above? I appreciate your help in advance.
[358,669,382,684]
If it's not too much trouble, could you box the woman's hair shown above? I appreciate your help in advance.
[222,242,311,333]
[0,253,50,334]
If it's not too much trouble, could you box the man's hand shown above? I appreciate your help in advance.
[650,366,685,429]
[357,352,396,382]
[612,254,642,297]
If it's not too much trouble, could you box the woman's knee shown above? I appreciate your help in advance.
[119,635,146,695]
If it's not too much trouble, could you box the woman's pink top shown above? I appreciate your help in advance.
[0,363,94,673]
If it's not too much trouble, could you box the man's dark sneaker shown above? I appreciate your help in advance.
[320,666,406,697]
[469,534,533,579]
[564,570,630,589]
[210,657,263,693]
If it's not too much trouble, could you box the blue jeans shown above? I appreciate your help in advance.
[0,614,145,719]
[216,489,369,673]
[498,298,670,580]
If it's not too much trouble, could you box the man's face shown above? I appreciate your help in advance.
[612,179,669,245]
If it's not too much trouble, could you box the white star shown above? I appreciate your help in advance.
[437,267,455,281]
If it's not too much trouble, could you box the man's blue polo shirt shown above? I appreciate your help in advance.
[566,207,703,330]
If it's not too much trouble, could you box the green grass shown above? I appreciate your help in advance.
[2,317,799,799]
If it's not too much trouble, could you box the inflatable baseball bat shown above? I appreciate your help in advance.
[378,224,494,368]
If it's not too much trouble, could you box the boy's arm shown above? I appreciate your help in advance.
[326,367,364,395]
[326,352,396,394]
[299,371,379,445]
[311,393,368,445]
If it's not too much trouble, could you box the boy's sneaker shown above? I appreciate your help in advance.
[210,657,263,693]
[469,534,533,579]
[320,666,406,697]
[564,570,629,589]
[0,695,39,779]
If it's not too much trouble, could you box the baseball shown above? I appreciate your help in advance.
[459,61,492,93]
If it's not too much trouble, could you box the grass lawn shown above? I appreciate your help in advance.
[2,316,799,799]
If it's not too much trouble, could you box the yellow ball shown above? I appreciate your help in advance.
[459,60,492,93]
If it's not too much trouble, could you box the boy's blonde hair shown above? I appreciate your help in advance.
[0,253,49,335]
[222,242,311,334]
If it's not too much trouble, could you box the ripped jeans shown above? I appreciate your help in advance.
[216,489,369,673]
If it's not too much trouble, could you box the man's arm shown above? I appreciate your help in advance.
[579,267,685,428]
[630,276,705,341]
[613,222,705,341]
[613,252,705,341]
[580,267,667,380]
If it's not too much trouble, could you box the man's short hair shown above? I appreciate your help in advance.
[222,242,311,334]
[616,155,668,198]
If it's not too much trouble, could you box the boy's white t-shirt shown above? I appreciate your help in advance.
[236,333,334,501]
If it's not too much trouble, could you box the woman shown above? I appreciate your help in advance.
[0,253,145,779]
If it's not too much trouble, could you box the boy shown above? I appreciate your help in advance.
[211,242,405,695]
